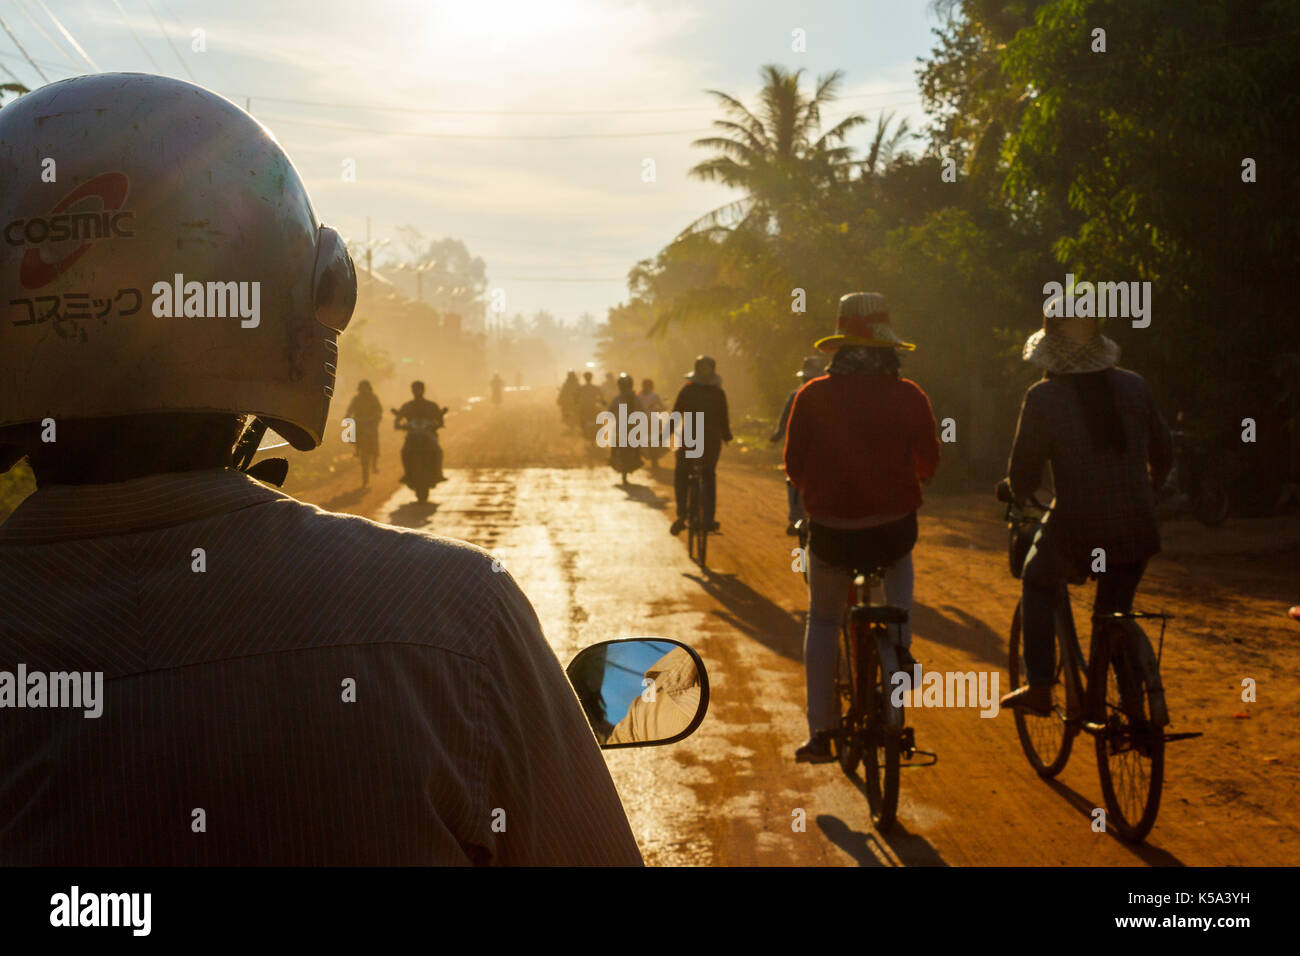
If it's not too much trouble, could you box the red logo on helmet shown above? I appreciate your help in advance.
[14,173,132,290]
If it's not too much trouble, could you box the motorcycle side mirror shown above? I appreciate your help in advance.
[566,639,709,749]
[995,478,1014,504]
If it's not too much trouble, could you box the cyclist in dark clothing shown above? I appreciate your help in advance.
[668,356,732,535]
[999,306,1172,716]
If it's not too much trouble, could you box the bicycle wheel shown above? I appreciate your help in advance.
[1091,625,1165,842]
[861,635,900,831]
[1008,599,1075,777]
[835,625,862,774]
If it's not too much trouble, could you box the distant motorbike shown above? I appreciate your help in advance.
[392,405,448,503]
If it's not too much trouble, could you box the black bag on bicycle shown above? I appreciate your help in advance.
[1009,522,1035,579]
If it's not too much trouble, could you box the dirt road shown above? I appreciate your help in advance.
[297,390,1300,866]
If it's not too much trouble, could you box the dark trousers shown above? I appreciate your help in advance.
[674,446,720,523]
[1020,527,1147,685]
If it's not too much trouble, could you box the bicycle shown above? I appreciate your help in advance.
[998,483,1201,842]
[685,460,708,568]
[831,565,936,831]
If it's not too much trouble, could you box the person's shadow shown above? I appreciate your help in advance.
[620,483,670,510]
[685,570,805,662]
[388,501,439,528]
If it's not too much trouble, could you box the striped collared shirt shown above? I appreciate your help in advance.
[0,468,642,865]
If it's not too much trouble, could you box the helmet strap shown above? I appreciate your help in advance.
[232,417,289,487]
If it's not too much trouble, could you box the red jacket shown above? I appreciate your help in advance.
[784,373,940,520]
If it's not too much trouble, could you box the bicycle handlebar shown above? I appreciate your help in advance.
[996,478,1047,514]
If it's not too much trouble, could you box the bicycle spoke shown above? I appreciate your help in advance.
[1099,648,1161,835]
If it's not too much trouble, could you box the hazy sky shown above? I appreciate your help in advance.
[1,0,946,323]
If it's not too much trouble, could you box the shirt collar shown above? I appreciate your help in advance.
[0,468,285,545]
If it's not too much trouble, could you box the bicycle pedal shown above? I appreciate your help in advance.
[901,749,938,768]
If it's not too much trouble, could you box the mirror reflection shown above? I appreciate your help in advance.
[567,639,708,748]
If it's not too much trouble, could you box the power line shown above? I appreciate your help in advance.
[142,0,196,81]
[110,0,163,72]
[258,112,718,140]
[255,100,923,142]
[0,56,26,86]
[232,86,921,117]
[13,0,77,69]
[33,0,98,71]
[157,0,239,93]
[0,10,48,82]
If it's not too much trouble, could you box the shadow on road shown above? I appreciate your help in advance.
[1039,776,1185,865]
[321,486,366,511]
[911,600,1007,669]
[388,501,440,529]
[816,813,948,867]
[686,570,804,662]
[620,483,670,510]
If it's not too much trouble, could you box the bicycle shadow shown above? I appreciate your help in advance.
[1038,776,1186,865]
[683,570,804,662]
[619,483,670,510]
[816,810,948,867]
[910,600,1007,670]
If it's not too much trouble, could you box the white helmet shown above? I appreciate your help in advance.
[0,73,356,450]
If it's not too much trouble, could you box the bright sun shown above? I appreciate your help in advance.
[424,0,592,52]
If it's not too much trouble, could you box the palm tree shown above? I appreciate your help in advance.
[680,65,864,238]
[862,110,914,177]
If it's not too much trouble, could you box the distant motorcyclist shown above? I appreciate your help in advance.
[490,371,505,407]
[576,371,605,441]
[558,370,581,428]
[668,356,732,535]
[607,373,644,482]
[770,357,827,534]
[345,380,383,487]
[393,381,447,500]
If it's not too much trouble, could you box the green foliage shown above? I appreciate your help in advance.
[601,5,1300,486]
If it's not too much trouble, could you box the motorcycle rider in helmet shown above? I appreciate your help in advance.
[0,74,641,866]
[393,380,448,495]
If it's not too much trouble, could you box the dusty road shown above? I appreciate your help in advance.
[298,389,1300,866]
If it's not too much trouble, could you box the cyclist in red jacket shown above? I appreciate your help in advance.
[784,293,940,763]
